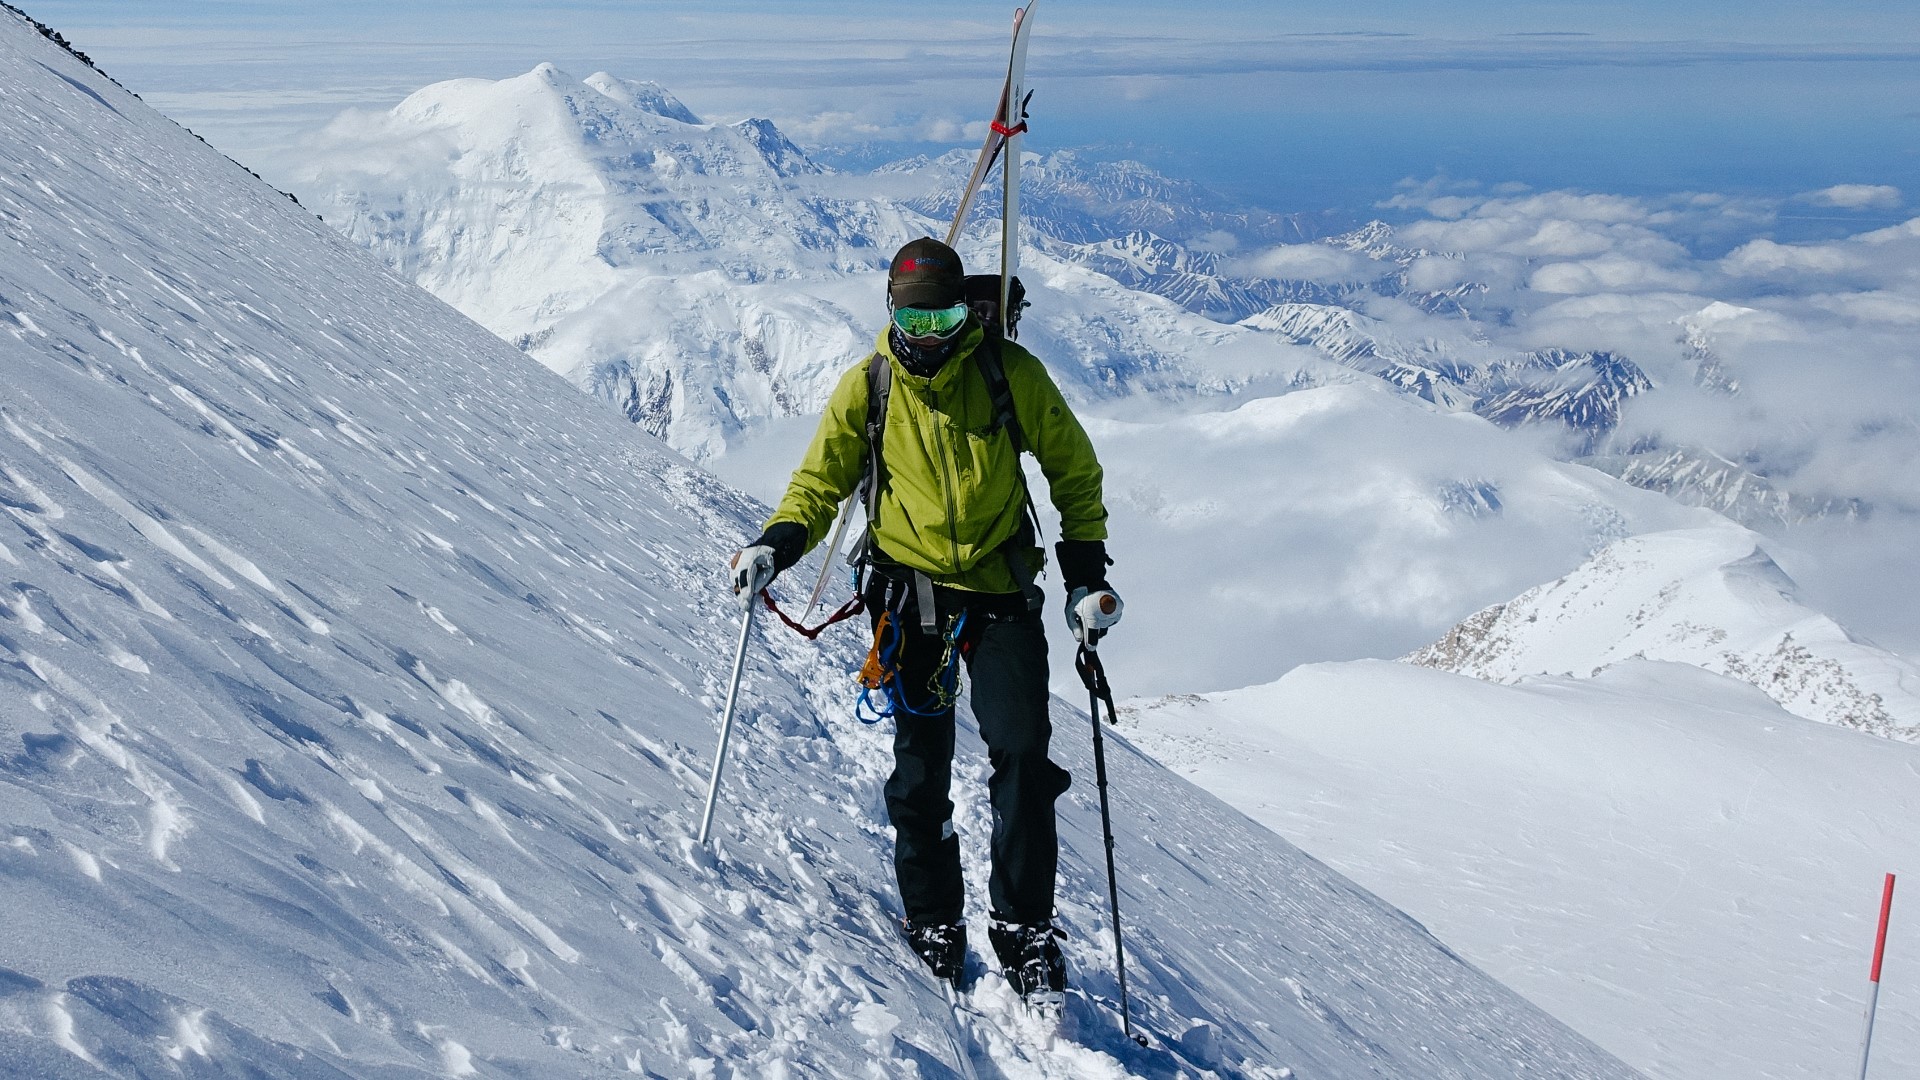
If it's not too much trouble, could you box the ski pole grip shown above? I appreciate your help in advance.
[1074,590,1123,646]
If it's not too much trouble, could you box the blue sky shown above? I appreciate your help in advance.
[27,1,1920,227]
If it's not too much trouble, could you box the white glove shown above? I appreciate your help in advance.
[730,545,777,607]
[1065,587,1124,645]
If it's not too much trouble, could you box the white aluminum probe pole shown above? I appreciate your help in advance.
[697,600,757,844]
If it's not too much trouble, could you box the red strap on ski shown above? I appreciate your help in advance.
[761,591,865,641]
[990,119,1027,138]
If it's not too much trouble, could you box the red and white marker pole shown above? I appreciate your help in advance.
[1858,873,1897,1080]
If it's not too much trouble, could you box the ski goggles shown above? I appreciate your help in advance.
[891,302,970,340]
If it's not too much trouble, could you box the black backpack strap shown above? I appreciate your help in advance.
[973,338,1046,611]
[845,352,890,582]
[861,351,891,513]
[971,335,1027,455]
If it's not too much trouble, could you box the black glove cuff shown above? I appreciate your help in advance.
[1054,539,1111,594]
[754,521,809,572]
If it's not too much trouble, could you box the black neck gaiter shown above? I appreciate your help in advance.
[889,327,962,379]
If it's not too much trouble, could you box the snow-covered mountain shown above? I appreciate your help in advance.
[0,13,1643,1078]
[1581,443,1866,529]
[292,64,1908,548]
[293,65,1792,702]
[1040,231,1355,322]
[1407,526,1920,739]
[1119,659,1920,1080]
[297,65,1656,462]
[298,65,1372,462]
[1241,305,1655,445]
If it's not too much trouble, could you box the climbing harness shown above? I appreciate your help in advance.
[855,605,970,724]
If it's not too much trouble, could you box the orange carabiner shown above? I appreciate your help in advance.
[858,611,894,690]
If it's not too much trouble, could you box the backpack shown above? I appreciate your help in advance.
[854,274,1043,624]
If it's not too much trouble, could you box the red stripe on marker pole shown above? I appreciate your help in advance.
[1871,873,1895,982]
[1859,872,1897,1080]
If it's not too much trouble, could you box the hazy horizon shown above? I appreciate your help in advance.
[24,0,1920,237]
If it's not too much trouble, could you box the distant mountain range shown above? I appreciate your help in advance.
[295,67,1687,472]
[295,63,1867,543]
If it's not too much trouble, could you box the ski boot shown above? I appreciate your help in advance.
[989,919,1066,1011]
[903,919,968,985]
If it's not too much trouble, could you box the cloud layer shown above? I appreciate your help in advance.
[1300,181,1920,653]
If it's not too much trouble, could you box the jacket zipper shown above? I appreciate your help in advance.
[928,383,964,574]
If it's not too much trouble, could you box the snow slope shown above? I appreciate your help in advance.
[0,14,1638,1078]
[1408,527,1920,740]
[1121,661,1920,1080]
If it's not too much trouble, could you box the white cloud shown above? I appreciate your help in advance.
[1360,182,1920,563]
[1189,230,1240,255]
[779,110,986,145]
[1720,218,1920,287]
[1404,254,1474,292]
[1798,184,1902,210]
[1809,291,1920,326]
[292,107,463,186]
[1230,243,1373,283]
[1527,255,1702,295]
[1399,193,1681,265]
[1720,238,1861,277]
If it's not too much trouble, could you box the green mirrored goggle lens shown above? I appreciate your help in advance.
[892,303,969,339]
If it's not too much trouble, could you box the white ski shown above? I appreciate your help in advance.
[940,980,986,1080]
[998,1,1036,337]
[945,1,1039,250]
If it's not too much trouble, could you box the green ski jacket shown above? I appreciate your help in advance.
[767,322,1108,594]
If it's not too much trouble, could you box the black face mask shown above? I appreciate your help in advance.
[889,326,962,378]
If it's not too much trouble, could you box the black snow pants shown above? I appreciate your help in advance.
[866,575,1072,927]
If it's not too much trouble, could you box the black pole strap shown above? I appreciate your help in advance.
[1075,644,1146,1045]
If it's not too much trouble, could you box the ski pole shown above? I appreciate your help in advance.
[697,598,757,844]
[1073,591,1147,1046]
[1859,872,1897,1080]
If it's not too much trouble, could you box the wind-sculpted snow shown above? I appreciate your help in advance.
[1406,526,1920,739]
[0,16,1643,1078]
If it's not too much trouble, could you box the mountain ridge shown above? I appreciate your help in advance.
[0,15,1646,1077]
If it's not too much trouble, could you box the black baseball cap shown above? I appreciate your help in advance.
[888,237,965,309]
